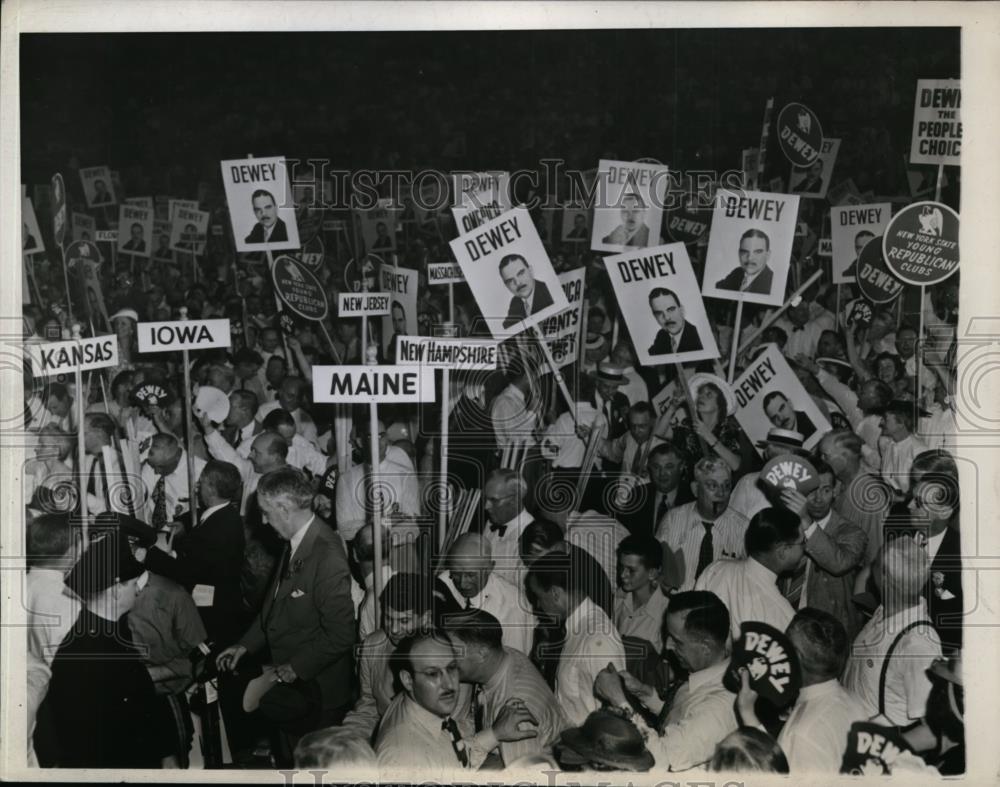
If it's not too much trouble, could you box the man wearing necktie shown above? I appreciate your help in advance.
[715,228,775,296]
[481,469,534,587]
[621,443,692,540]
[216,468,355,765]
[499,254,555,329]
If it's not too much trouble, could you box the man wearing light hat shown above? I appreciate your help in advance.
[588,361,630,443]
[729,428,807,521]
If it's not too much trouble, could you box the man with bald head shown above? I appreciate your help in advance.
[481,468,533,586]
[439,533,535,654]
[257,375,318,446]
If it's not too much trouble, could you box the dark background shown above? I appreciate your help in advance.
[20,28,960,199]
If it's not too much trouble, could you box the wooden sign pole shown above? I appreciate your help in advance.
[178,307,199,539]
[71,324,88,540]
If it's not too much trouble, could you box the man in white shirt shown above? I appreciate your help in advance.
[439,533,534,655]
[595,590,738,771]
[141,433,206,527]
[490,367,539,449]
[223,389,262,459]
[255,376,318,447]
[614,535,671,654]
[481,468,534,586]
[695,507,802,640]
[525,549,625,727]
[335,419,421,543]
[776,300,824,361]
[657,457,749,590]
[606,341,649,408]
[877,399,929,498]
[348,524,395,643]
[843,536,942,726]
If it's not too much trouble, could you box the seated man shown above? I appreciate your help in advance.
[439,533,535,655]
[442,609,567,768]
[375,628,539,773]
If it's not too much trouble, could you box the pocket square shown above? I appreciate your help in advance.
[291,589,305,598]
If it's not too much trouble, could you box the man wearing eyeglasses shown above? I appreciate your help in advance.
[335,418,421,543]
[694,507,802,640]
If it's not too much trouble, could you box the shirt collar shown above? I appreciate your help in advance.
[797,678,841,702]
[746,556,779,584]
[199,501,229,525]
[499,508,532,535]
[687,658,729,692]
[288,514,315,559]
[812,511,833,530]
[404,694,451,734]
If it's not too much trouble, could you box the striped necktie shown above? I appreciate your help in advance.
[442,717,469,767]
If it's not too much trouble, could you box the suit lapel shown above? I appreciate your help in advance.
[272,519,321,606]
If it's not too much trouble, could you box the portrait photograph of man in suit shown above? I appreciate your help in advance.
[499,253,554,328]
[762,390,817,441]
[647,286,704,356]
[121,222,147,253]
[602,192,650,248]
[245,189,288,244]
[716,228,774,294]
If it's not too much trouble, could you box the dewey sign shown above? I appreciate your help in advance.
[312,365,435,403]
[138,319,232,353]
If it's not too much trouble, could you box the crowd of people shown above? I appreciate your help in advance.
[17,29,966,780]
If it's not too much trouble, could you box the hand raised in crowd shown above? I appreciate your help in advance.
[778,487,809,520]
[196,410,215,434]
[735,667,763,729]
[491,699,539,742]
[795,353,819,374]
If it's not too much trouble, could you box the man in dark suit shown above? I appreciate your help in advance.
[763,390,817,442]
[843,229,875,280]
[566,212,589,240]
[646,287,704,356]
[217,467,355,763]
[121,222,147,253]
[602,192,650,247]
[138,460,246,646]
[621,442,693,539]
[715,228,775,295]
[91,178,113,205]
[244,189,288,244]
[500,253,555,328]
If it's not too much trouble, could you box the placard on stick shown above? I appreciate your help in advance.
[338,292,391,317]
[427,262,464,285]
[882,201,959,287]
[591,159,670,253]
[449,205,568,339]
[359,198,400,253]
[855,237,904,305]
[22,196,45,255]
[220,156,301,253]
[830,202,891,284]
[451,171,511,235]
[272,255,328,321]
[169,205,210,254]
[137,319,232,353]
[79,165,117,208]
[72,212,96,243]
[116,204,153,257]
[789,138,840,200]
[379,264,419,357]
[909,79,961,166]
[28,335,119,377]
[395,336,499,371]
[702,189,799,308]
[312,365,435,404]
[732,344,831,452]
[604,242,720,368]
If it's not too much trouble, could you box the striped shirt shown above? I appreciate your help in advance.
[656,502,748,591]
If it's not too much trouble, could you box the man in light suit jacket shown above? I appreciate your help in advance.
[216,467,355,762]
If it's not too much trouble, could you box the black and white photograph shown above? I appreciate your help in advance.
[5,4,999,784]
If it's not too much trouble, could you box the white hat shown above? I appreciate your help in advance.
[110,307,139,323]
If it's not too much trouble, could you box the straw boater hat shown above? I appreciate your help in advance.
[584,331,606,352]
[687,372,736,415]
[109,307,139,324]
[755,427,806,450]
[588,361,627,386]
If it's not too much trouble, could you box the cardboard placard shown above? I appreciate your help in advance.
[665,204,711,245]
[909,79,961,166]
[64,240,103,268]
[312,365,435,403]
[451,171,511,234]
[95,230,117,243]
[840,722,919,775]
[220,156,301,252]
[591,159,670,253]
[297,234,325,271]
[817,238,832,257]
[359,197,400,253]
[882,201,959,286]
[395,336,499,370]
[272,255,329,321]
[337,292,391,317]
[449,205,568,339]
[71,212,96,243]
[343,254,382,293]
[604,242,720,367]
[116,204,154,258]
[28,335,119,377]
[380,264,419,356]
[427,262,464,285]
[776,102,823,168]
[79,165,117,208]
[723,621,801,708]
[702,189,799,307]
[137,319,232,353]
[153,219,174,263]
[856,237,905,304]
[830,202,892,284]
[537,268,586,371]
[51,173,67,245]
[733,344,831,452]
[124,196,154,211]
[169,205,210,255]
[22,195,45,255]
[561,202,592,242]
[788,138,840,200]
[759,454,821,495]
